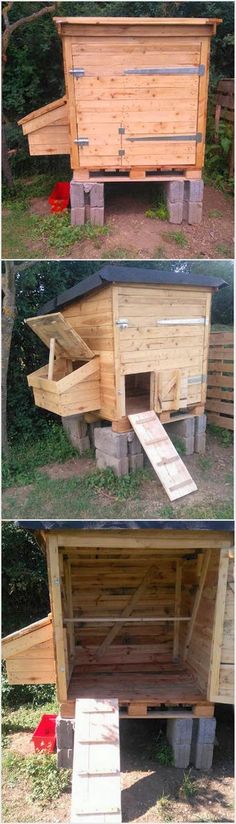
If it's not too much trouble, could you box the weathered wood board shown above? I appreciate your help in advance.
[129,410,197,500]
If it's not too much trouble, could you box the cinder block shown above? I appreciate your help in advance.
[191,718,216,770]
[127,431,143,455]
[90,206,104,226]
[70,181,85,208]
[88,421,102,447]
[188,201,203,225]
[96,449,129,477]
[185,179,204,203]
[56,716,74,750]
[195,414,207,434]
[168,201,184,224]
[94,427,128,458]
[57,747,73,769]
[171,743,192,768]
[179,435,195,455]
[166,181,185,203]
[90,183,104,208]
[129,452,144,472]
[165,418,195,439]
[194,433,206,454]
[62,414,87,448]
[71,206,85,225]
[167,718,193,746]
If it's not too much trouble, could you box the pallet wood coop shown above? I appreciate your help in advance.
[2,522,234,820]
[18,16,221,225]
[25,267,226,501]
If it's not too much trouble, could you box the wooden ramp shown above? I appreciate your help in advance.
[129,411,197,501]
[71,698,121,824]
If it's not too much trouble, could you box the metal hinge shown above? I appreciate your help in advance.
[118,149,125,157]
[156,317,206,325]
[127,133,202,143]
[119,127,125,134]
[69,68,85,77]
[74,138,89,147]
[124,65,205,76]
[116,318,128,329]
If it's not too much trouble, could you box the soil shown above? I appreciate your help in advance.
[28,182,234,259]
[38,456,95,480]
[3,706,234,823]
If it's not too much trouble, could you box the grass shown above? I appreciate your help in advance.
[2,175,109,256]
[2,423,81,488]
[197,455,212,472]
[154,734,174,766]
[102,246,138,258]
[162,230,188,248]
[158,794,173,821]
[3,750,71,804]
[180,770,197,800]
[153,245,167,258]
[208,209,223,218]
[207,423,233,447]
[215,242,233,258]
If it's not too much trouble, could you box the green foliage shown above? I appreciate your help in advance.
[2,522,50,637]
[83,466,150,499]
[171,436,186,455]
[208,209,223,218]
[154,733,174,766]
[2,694,58,727]
[3,749,71,803]
[207,424,233,446]
[162,230,188,248]
[180,770,197,800]
[205,114,234,193]
[2,423,78,487]
[33,211,109,256]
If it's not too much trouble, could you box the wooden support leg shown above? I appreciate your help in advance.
[48,337,55,380]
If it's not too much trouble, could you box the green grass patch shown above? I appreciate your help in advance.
[2,699,58,735]
[162,230,188,248]
[145,188,169,221]
[208,208,223,218]
[2,423,80,488]
[154,734,174,766]
[153,245,167,258]
[103,246,137,258]
[197,455,212,472]
[33,211,109,256]
[3,750,71,804]
[171,436,186,455]
[180,769,197,800]
[207,423,233,447]
[215,242,233,258]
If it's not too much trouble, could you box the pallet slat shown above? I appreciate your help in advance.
[206,331,233,430]
[129,410,197,501]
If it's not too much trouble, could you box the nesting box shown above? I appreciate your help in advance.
[2,522,234,715]
[18,16,221,179]
[26,266,226,425]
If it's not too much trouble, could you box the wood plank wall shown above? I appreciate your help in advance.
[206,331,234,430]
[183,549,220,692]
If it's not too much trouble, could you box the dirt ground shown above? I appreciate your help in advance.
[29,181,233,259]
[2,431,233,519]
[2,707,234,823]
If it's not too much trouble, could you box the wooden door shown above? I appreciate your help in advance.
[70,34,205,168]
[153,369,188,413]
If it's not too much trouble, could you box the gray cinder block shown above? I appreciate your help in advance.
[70,181,85,208]
[62,415,88,449]
[90,183,104,208]
[194,432,206,454]
[57,747,73,769]
[191,718,216,770]
[167,718,193,769]
[90,206,105,226]
[56,716,74,750]
[166,181,185,203]
[188,201,203,225]
[94,427,128,458]
[185,179,204,202]
[71,206,85,225]
[168,201,184,224]
[165,418,195,438]
[127,431,143,455]
[96,449,129,477]
[195,414,207,434]
[129,452,144,472]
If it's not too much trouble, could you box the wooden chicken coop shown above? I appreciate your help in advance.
[25,266,226,501]
[2,521,234,819]
[18,16,221,225]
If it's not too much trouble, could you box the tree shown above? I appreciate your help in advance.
[2,1,57,187]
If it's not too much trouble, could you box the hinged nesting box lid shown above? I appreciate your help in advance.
[26,312,95,360]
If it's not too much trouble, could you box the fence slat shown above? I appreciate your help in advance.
[206,331,234,430]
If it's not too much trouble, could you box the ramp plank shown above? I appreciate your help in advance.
[71,698,121,824]
[26,312,94,360]
[129,411,197,501]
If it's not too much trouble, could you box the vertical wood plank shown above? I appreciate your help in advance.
[48,337,55,380]
[183,548,211,660]
[62,36,79,170]
[112,286,125,418]
[196,37,210,168]
[173,560,182,659]
[64,558,76,658]
[207,548,230,700]
[201,293,212,403]
[46,534,68,702]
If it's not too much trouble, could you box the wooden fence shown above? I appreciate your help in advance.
[206,331,234,430]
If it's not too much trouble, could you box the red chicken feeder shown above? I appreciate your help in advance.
[32,713,57,753]
[48,182,70,212]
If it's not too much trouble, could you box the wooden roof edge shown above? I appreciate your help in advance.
[18,96,67,127]
[2,613,52,651]
[53,17,222,25]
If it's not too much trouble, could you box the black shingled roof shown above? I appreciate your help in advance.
[17,521,233,532]
[37,265,227,315]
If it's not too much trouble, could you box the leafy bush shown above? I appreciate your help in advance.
[26,753,71,802]
[2,668,56,710]
[154,734,174,766]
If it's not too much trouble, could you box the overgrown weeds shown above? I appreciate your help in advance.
[2,423,79,488]
[3,750,71,803]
